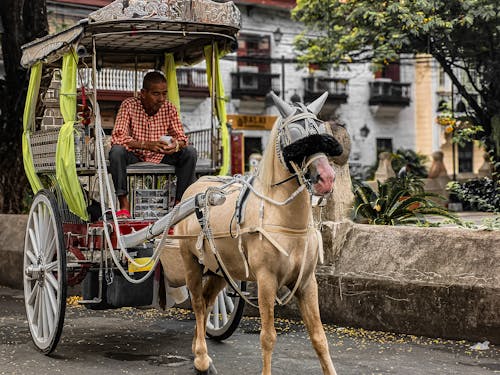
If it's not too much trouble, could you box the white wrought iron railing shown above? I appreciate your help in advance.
[78,68,208,92]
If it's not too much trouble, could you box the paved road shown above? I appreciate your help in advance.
[0,286,498,375]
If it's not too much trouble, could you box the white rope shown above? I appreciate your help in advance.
[94,103,168,284]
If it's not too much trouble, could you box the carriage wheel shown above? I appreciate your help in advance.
[206,281,246,340]
[23,190,67,354]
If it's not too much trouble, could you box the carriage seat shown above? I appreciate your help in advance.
[126,159,216,175]
[126,162,175,175]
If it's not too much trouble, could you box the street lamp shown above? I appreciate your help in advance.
[360,124,370,138]
[273,28,283,45]
[290,91,301,103]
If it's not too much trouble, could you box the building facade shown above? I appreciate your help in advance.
[43,0,482,178]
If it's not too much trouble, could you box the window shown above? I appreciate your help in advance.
[376,138,393,157]
[458,142,473,173]
[374,63,400,82]
[237,34,271,73]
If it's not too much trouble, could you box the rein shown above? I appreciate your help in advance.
[188,174,320,308]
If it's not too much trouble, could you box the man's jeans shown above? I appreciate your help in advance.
[109,145,197,202]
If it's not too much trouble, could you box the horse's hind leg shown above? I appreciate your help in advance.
[183,256,213,373]
[202,275,227,319]
[296,275,337,375]
[257,273,278,375]
[191,275,226,353]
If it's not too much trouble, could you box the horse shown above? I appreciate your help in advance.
[176,91,343,375]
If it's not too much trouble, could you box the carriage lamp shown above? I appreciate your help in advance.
[273,28,283,44]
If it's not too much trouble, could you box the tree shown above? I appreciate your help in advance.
[0,1,48,213]
[293,0,500,172]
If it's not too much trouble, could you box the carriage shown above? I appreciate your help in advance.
[21,0,246,354]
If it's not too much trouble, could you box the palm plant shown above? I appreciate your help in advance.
[352,177,459,225]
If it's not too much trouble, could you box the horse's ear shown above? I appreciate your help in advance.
[269,91,295,118]
[306,91,328,115]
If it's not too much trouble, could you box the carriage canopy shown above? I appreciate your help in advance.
[21,0,241,220]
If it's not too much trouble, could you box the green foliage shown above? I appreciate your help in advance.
[447,178,500,212]
[293,0,500,160]
[391,149,428,178]
[352,176,458,225]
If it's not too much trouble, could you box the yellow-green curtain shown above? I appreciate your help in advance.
[55,49,88,221]
[204,44,230,175]
[164,53,181,113]
[22,62,44,193]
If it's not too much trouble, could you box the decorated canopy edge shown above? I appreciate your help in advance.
[20,0,241,68]
[88,0,241,29]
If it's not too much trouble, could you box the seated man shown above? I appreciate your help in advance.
[109,71,197,218]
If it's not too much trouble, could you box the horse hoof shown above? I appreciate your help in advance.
[195,361,218,374]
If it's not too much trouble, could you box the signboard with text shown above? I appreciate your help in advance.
[227,114,278,131]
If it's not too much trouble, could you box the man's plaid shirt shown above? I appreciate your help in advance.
[111,97,189,163]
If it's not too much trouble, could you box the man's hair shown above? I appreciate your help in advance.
[143,71,166,90]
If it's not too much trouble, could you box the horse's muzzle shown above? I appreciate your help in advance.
[309,155,335,196]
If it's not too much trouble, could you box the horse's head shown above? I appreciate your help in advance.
[270,92,343,196]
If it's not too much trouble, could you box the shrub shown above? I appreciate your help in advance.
[352,176,458,225]
[447,178,500,212]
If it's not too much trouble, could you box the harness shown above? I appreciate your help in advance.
[173,108,342,307]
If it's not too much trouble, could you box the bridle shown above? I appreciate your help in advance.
[274,105,342,193]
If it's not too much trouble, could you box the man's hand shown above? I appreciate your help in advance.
[146,139,182,154]
[131,139,184,154]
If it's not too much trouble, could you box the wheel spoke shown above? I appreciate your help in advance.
[45,281,58,318]
[224,290,235,312]
[41,288,49,339]
[44,287,55,334]
[219,292,228,326]
[45,261,58,273]
[35,287,43,338]
[27,280,40,306]
[212,298,219,329]
[45,273,59,294]
[32,211,41,256]
[26,249,38,267]
[38,205,47,255]
[28,229,40,260]
[43,236,56,264]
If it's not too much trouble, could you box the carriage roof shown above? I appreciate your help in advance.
[21,0,241,69]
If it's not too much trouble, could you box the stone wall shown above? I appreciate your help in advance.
[0,215,27,289]
[317,221,499,343]
[1,214,498,343]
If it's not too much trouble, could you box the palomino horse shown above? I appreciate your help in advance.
[177,92,342,375]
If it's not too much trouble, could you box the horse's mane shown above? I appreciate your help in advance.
[256,117,282,194]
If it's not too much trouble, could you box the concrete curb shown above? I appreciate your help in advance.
[1,214,499,343]
[0,215,27,290]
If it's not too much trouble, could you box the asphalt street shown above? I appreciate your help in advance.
[0,286,498,375]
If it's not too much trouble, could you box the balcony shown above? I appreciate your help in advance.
[303,77,348,105]
[231,71,280,99]
[369,79,411,106]
[369,79,411,117]
[78,67,209,102]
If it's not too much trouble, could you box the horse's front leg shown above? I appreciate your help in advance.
[296,274,337,375]
[183,256,213,374]
[257,273,278,375]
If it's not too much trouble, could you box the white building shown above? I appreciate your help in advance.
[51,0,472,178]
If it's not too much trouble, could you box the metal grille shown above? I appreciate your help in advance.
[128,175,176,219]
[29,127,92,173]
